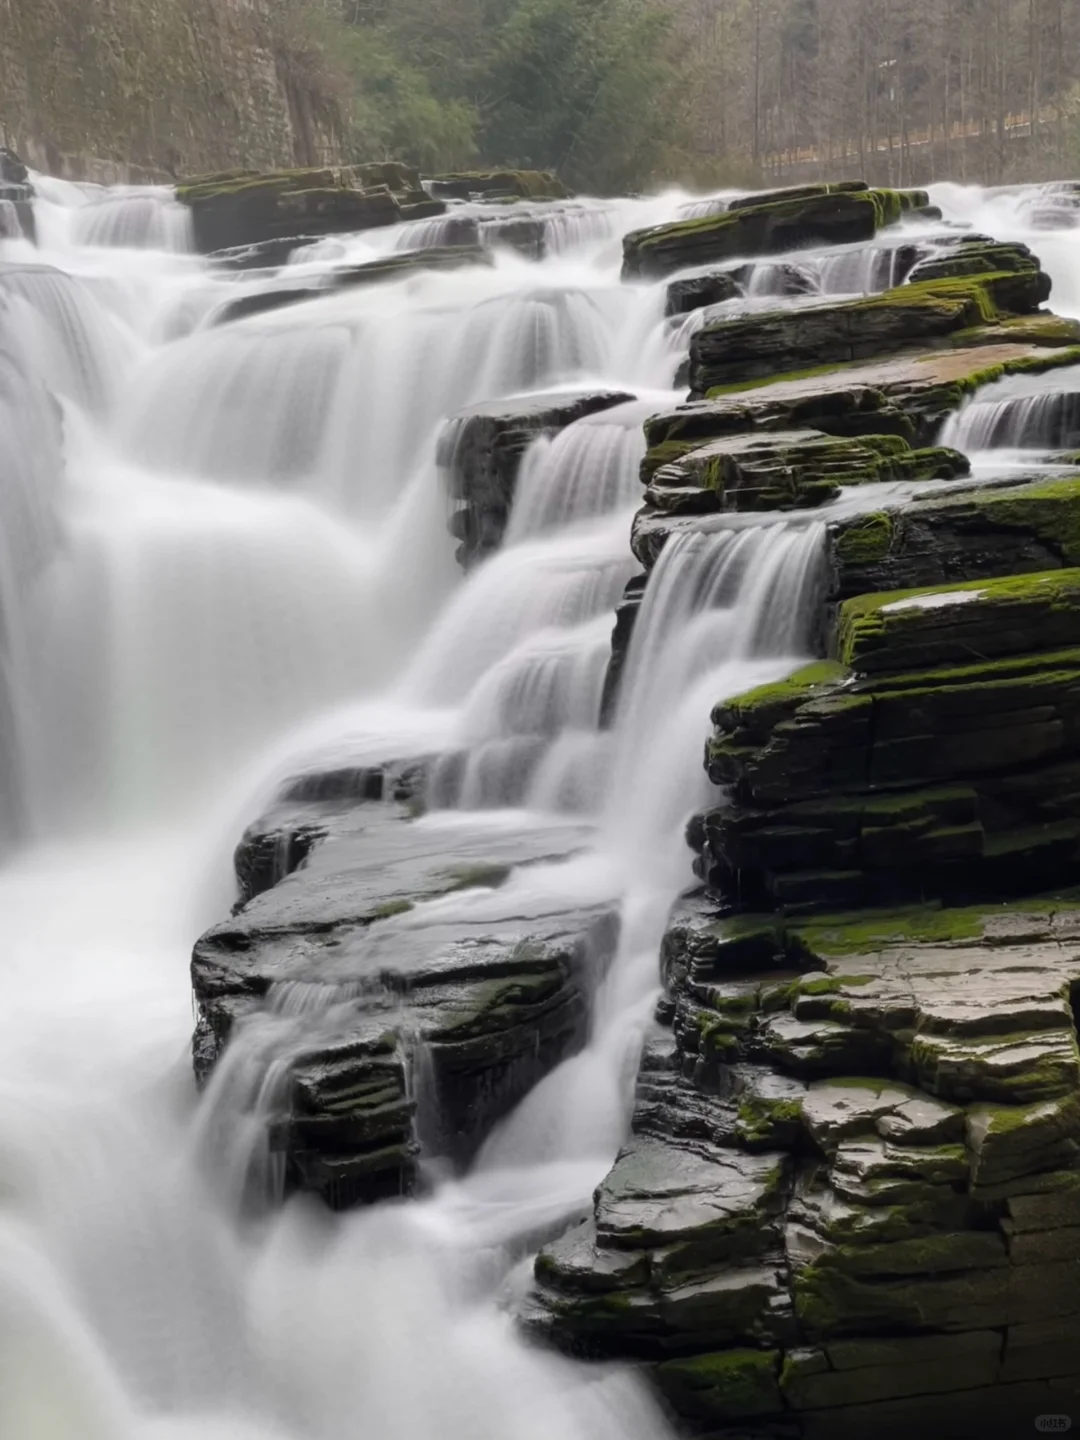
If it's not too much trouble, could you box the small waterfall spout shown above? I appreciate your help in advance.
[943,368,1080,453]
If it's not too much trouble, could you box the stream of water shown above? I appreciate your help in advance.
[0,174,1075,1439]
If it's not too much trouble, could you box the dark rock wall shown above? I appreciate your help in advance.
[0,0,346,182]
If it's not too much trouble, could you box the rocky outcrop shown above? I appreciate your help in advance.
[641,430,968,519]
[524,180,1080,1434]
[440,390,635,567]
[827,474,1080,600]
[528,889,1080,1436]
[698,570,1080,913]
[623,184,928,282]
[0,147,34,240]
[177,164,444,255]
[688,270,1054,397]
[192,779,616,1208]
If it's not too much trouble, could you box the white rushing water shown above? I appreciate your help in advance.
[0,171,1072,1440]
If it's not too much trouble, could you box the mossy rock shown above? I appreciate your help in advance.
[623,186,910,282]
[688,271,1053,395]
[837,568,1080,674]
[644,429,969,517]
[654,1348,783,1422]
[828,473,1080,602]
[176,164,439,253]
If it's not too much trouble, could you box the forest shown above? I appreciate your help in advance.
[294,0,1080,193]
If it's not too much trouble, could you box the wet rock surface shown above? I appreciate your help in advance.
[440,389,635,566]
[520,181,1080,1434]
[527,899,1080,1435]
[177,163,445,254]
[687,269,1054,397]
[192,782,616,1209]
[622,184,925,282]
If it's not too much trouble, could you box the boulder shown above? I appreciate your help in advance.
[440,390,635,567]
[191,790,615,1208]
[623,186,925,282]
[0,149,28,184]
[176,164,446,254]
[905,234,1045,286]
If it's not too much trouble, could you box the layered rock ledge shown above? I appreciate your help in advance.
[527,185,1080,1436]
[192,780,616,1208]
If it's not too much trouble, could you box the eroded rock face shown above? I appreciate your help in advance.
[439,390,635,566]
[527,901,1080,1436]
[826,473,1080,601]
[699,571,1080,912]
[524,181,1080,1433]
[192,785,616,1208]
[642,429,968,519]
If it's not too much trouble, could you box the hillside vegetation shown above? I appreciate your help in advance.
[2,0,1080,190]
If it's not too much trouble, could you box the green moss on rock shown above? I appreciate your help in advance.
[654,1348,783,1422]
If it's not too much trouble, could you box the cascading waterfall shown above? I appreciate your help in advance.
[70,187,195,252]
[2,164,1070,1440]
[942,366,1080,453]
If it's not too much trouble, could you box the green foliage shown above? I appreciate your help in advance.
[307,0,697,193]
[307,10,477,171]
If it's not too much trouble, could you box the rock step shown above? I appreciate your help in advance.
[622,186,927,282]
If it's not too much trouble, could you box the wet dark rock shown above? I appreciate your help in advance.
[526,220,1080,1427]
[480,213,547,260]
[440,389,635,567]
[688,270,1054,397]
[666,269,744,318]
[623,186,925,282]
[827,472,1080,601]
[904,233,1045,286]
[192,795,613,1209]
[176,165,446,254]
[696,570,1080,912]
[207,236,322,271]
[599,574,647,726]
[641,429,968,520]
[0,149,29,184]
[527,894,1080,1432]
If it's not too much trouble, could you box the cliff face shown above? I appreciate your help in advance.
[0,0,346,183]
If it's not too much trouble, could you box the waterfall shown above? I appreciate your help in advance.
[0,163,1024,1440]
[71,188,194,252]
[942,367,1080,453]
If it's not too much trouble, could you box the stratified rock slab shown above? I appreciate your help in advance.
[622,185,922,282]
[192,796,616,1208]
[527,899,1080,1433]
